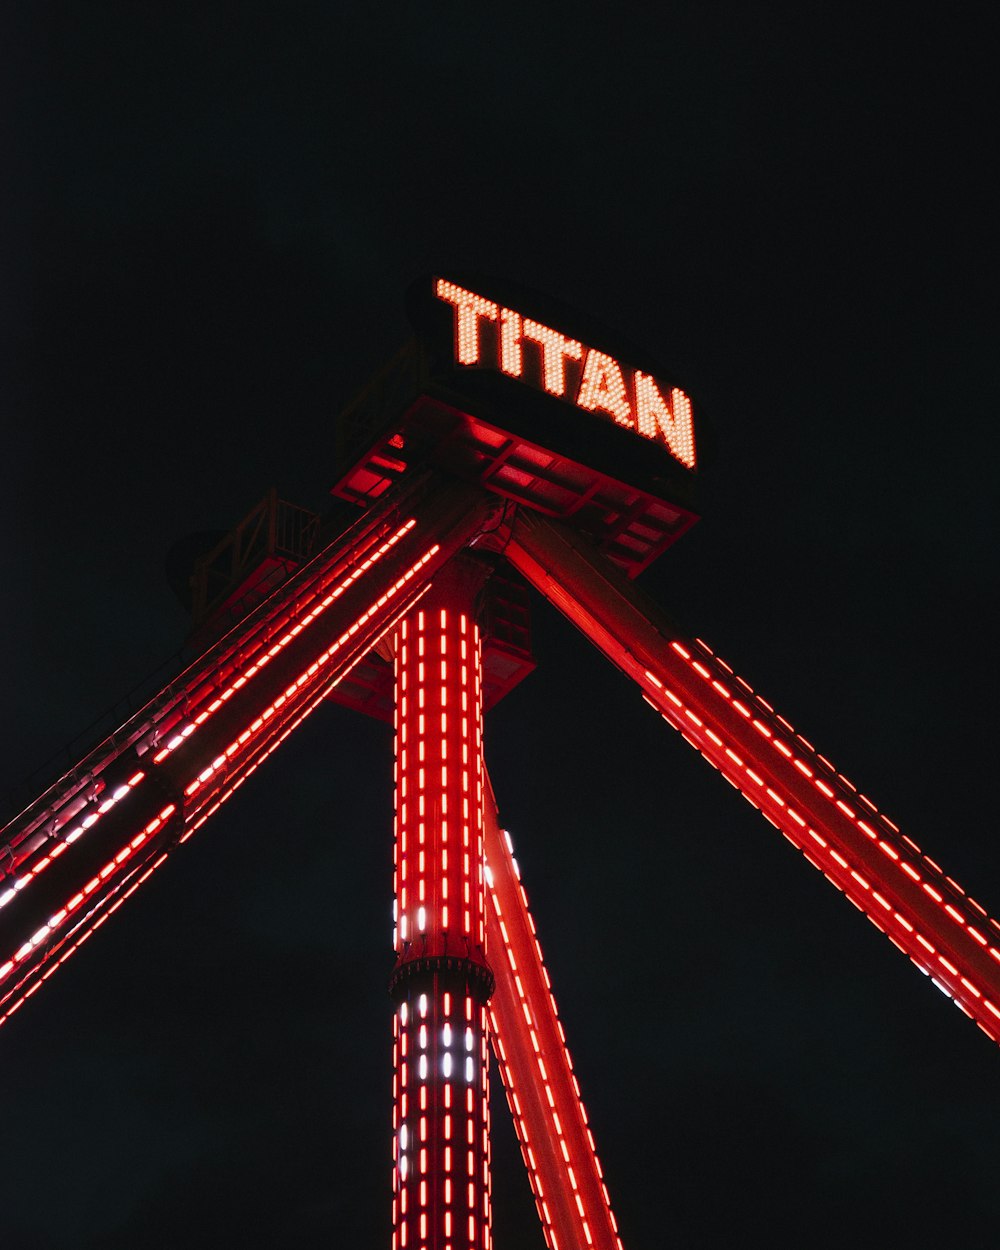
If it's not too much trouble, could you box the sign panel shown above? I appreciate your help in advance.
[434,278,696,470]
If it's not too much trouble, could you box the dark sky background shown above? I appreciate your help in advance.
[2,4,998,1247]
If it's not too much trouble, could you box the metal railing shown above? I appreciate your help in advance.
[190,490,320,626]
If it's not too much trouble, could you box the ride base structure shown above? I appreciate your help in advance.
[3,278,999,1250]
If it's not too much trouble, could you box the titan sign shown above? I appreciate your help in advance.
[435,278,696,470]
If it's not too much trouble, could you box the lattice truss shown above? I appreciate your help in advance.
[2,471,1000,1250]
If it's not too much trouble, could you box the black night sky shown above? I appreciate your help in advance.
[2,6,998,1247]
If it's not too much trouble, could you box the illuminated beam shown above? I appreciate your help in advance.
[0,532,442,1002]
[0,599,423,1029]
[483,777,624,1250]
[0,804,179,1027]
[0,478,500,1032]
[0,578,434,1027]
[504,508,1000,1044]
[0,581,433,1030]
[390,561,494,1250]
[0,470,458,901]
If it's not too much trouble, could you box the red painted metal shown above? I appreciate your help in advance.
[483,776,623,1250]
[324,567,535,725]
[4,455,1000,1250]
[390,560,494,1250]
[504,507,1000,1045]
[0,476,498,1029]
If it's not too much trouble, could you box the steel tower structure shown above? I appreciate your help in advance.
[2,277,999,1249]
[390,563,494,1249]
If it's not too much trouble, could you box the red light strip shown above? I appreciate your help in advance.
[0,585,434,1035]
[681,636,1000,947]
[392,596,492,1249]
[504,511,1000,1044]
[391,989,491,1250]
[642,658,1000,1042]
[0,495,412,904]
[0,770,145,913]
[153,519,418,764]
[180,580,436,842]
[0,851,170,1029]
[393,608,485,952]
[483,813,623,1250]
[0,478,491,1040]
[0,613,425,1022]
[181,542,441,804]
[0,802,176,993]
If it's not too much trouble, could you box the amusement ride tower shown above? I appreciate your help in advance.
[390,562,494,1249]
[2,276,1000,1248]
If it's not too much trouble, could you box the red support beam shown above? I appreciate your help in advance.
[483,776,623,1250]
[1,470,438,882]
[504,508,1000,1045]
[0,477,499,1032]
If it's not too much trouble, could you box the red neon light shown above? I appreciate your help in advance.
[0,803,175,991]
[434,278,697,470]
[504,509,1000,1045]
[644,661,1000,1039]
[0,582,436,1036]
[647,639,1000,1040]
[0,839,174,1028]
[0,479,502,1045]
[0,769,145,914]
[393,608,486,954]
[671,634,1000,951]
[180,584,434,844]
[0,493,421,935]
[484,815,623,1250]
[182,542,441,802]
[153,519,418,765]
[392,589,492,1250]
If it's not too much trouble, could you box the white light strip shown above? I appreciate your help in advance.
[0,803,176,990]
[153,519,418,765]
[0,582,435,1035]
[0,771,145,914]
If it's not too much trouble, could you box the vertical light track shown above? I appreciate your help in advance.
[0,478,498,1037]
[391,568,494,1250]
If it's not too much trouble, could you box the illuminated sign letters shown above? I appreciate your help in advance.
[435,278,696,470]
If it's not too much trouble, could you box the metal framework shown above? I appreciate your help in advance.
[4,274,1000,1245]
[390,562,494,1248]
[3,468,999,1246]
[190,487,321,631]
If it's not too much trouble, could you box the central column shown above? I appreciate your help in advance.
[390,559,494,1250]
